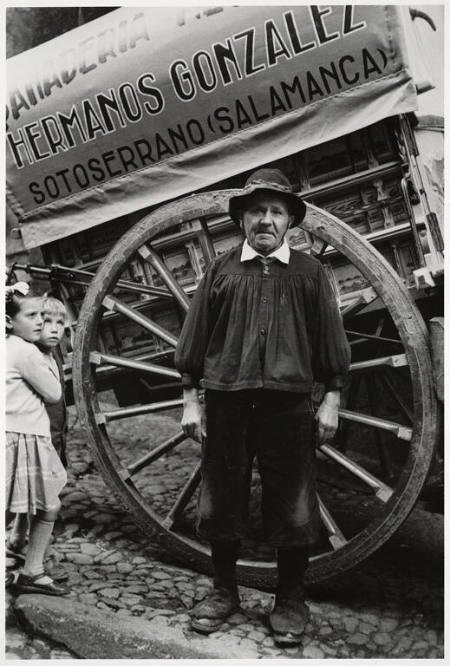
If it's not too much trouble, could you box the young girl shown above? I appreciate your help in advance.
[5,282,69,595]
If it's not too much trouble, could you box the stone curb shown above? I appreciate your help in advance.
[15,594,259,659]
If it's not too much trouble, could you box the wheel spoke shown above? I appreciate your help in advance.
[380,369,414,423]
[102,295,178,347]
[346,330,403,345]
[317,494,347,550]
[50,263,172,299]
[374,317,385,338]
[199,219,217,265]
[340,287,378,318]
[319,443,394,502]
[94,349,174,376]
[162,463,202,530]
[349,354,407,372]
[339,407,412,441]
[365,374,394,479]
[334,374,362,453]
[338,408,412,441]
[113,278,171,299]
[90,351,180,379]
[123,431,187,478]
[138,245,190,312]
[96,398,183,423]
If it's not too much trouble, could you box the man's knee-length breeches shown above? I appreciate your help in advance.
[197,389,321,547]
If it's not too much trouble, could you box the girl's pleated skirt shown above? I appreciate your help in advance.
[6,431,67,514]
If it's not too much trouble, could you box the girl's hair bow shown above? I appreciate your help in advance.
[5,281,30,301]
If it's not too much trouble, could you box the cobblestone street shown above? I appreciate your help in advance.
[6,406,444,659]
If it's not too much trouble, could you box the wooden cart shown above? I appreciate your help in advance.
[6,6,444,589]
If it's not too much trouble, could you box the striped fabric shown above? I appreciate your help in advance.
[5,432,67,514]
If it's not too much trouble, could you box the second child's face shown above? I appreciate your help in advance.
[39,312,65,349]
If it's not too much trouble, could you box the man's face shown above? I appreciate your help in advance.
[240,193,293,255]
[39,312,65,349]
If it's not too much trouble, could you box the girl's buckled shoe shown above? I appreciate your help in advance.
[15,572,70,596]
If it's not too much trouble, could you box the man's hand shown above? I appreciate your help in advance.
[315,390,340,444]
[181,387,206,443]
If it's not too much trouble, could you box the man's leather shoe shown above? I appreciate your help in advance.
[191,586,240,634]
[269,596,310,646]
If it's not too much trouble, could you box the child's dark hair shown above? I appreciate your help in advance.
[5,283,39,318]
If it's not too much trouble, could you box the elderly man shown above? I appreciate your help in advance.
[175,168,350,645]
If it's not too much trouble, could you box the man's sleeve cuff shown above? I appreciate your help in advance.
[324,376,346,392]
[181,373,199,389]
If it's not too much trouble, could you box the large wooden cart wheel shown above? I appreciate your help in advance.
[73,192,438,589]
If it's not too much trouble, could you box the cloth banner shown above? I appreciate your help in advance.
[6,5,419,249]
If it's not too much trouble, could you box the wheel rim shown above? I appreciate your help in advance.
[72,193,438,589]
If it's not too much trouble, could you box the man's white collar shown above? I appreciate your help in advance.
[240,239,290,264]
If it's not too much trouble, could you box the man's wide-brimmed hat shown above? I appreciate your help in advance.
[229,168,306,227]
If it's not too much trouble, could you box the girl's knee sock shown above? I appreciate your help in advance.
[22,517,54,577]
[8,513,29,549]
